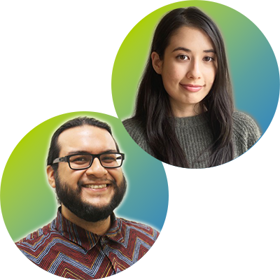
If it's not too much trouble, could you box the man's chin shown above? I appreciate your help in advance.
[81,200,113,212]
[55,173,127,223]
[64,190,120,223]
[64,201,114,223]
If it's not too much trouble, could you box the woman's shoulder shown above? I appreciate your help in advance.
[232,111,260,132]
[123,117,141,127]
[123,117,144,135]
[232,111,262,150]
[122,117,148,146]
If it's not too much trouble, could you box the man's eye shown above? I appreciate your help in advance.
[102,156,116,162]
[71,156,89,163]
[75,157,86,161]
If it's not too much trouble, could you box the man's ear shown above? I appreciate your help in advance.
[151,52,163,74]
[47,165,56,189]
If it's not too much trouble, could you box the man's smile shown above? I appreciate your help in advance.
[82,184,109,190]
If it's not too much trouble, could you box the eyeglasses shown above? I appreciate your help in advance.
[52,152,125,170]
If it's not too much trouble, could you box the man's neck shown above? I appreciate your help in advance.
[61,205,111,236]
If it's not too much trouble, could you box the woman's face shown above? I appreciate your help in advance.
[152,26,217,117]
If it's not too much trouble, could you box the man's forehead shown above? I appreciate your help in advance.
[57,125,117,154]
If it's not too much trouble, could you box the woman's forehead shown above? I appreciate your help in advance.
[168,26,215,51]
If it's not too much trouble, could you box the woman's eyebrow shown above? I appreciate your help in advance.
[172,47,191,52]
[204,49,216,54]
[172,47,216,54]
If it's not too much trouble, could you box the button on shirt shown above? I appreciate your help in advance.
[16,208,159,279]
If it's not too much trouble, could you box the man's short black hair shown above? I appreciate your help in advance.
[47,117,119,171]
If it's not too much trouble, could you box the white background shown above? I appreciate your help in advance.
[0,0,279,279]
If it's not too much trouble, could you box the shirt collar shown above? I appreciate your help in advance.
[53,207,125,251]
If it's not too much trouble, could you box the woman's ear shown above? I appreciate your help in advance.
[47,165,56,189]
[151,52,162,74]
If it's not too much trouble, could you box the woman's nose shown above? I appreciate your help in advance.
[186,60,202,80]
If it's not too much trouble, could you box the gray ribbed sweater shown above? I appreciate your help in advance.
[122,111,261,168]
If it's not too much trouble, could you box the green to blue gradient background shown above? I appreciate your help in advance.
[0,112,169,242]
[112,1,279,134]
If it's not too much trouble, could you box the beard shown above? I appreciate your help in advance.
[54,173,127,223]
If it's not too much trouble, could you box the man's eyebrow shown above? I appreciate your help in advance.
[67,151,90,155]
[172,47,216,54]
[101,149,119,154]
[67,149,118,156]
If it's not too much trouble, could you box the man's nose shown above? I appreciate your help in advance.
[85,157,107,177]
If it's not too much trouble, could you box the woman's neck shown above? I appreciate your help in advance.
[170,102,205,117]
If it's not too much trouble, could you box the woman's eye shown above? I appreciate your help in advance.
[176,54,189,61]
[204,56,215,62]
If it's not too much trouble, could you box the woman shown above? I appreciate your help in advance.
[123,7,261,168]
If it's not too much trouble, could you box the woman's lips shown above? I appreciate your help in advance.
[180,83,205,92]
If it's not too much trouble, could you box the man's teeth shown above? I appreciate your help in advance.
[84,184,107,189]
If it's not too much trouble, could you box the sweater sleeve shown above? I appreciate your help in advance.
[233,111,262,152]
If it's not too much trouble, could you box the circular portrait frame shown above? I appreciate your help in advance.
[1,111,169,242]
[112,1,279,135]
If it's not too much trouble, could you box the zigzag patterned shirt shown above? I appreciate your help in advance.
[15,208,159,279]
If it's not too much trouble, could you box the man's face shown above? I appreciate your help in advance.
[48,125,126,222]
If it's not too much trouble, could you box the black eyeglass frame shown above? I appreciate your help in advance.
[52,152,125,170]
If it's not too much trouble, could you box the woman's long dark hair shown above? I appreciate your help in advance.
[134,7,234,168]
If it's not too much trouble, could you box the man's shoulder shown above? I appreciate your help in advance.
[118,217,160,241]
[15,221,58,251]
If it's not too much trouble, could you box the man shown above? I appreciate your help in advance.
[16,117,159,279]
